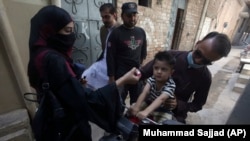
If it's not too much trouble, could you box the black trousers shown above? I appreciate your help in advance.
[118,81,143,106]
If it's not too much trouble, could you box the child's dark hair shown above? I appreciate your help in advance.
[153,51,176,68]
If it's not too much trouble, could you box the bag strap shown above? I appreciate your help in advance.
[23,93,39,102]
[24,49,51,103]
[40,51,50,92]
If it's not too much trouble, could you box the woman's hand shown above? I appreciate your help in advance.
[116,67,141,87]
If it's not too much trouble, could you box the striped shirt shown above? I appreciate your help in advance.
[146,76,176,104]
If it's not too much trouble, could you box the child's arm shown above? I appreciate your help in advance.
[137,93,169,120]
[134,83,150,107]
[130,83,150,116]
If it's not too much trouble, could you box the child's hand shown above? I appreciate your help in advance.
[136,111,148,120]
[129,103,140,116]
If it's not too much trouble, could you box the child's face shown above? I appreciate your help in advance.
[153,60,174,83]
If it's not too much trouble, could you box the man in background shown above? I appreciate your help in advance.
[106,2,147,106]
[82,3,120,90]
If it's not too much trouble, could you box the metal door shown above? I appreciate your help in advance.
[61,0,114,67]
[165,0,178,50]
[166,0,186,50]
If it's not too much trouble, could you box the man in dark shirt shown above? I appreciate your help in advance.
[106,2,147,105]
[140,32,231,123]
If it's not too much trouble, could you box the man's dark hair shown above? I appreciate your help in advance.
[201,31,231,57]
[99,3,117,14]
[153,51,176,68]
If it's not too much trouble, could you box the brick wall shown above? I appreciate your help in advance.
[116,0,239,62]
[178,0,205,51]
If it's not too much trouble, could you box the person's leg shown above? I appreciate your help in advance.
[119,85,129,107]
[128,81,143,105]
[172,106,187,124]
[173,113,187,124]
[171,99,188,124]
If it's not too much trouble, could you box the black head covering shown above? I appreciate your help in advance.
[28,5,75,89]
[29,5,73,53]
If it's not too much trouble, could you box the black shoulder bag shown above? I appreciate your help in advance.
[24,74,66,141]
[24,52,76,141]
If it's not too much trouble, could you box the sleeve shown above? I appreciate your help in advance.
[106,29,117,77]
[188,71,212,112]
[45,53,122,132]
[162,78,176,98]
[146,77,154,86]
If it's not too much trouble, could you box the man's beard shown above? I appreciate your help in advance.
[123,22,136,29]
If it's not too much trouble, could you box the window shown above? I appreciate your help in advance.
[138,0,152,8]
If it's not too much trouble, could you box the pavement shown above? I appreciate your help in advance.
[91,46,250,140]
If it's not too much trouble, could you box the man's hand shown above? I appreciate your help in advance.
[163,97,177,110]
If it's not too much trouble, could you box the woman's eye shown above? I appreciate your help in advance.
[66,30,72,33]
[65,29,72,33]
[65,27,73,33]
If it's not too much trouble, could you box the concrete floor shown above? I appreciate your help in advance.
[91,46,249,140]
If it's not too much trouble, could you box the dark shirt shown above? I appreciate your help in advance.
[106,25,147,79]
[97,23,121,61]
[100,22,121,52]
[100,25,109,51]
[140,50,212,112]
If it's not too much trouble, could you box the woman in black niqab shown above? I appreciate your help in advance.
[27,5,139,141]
